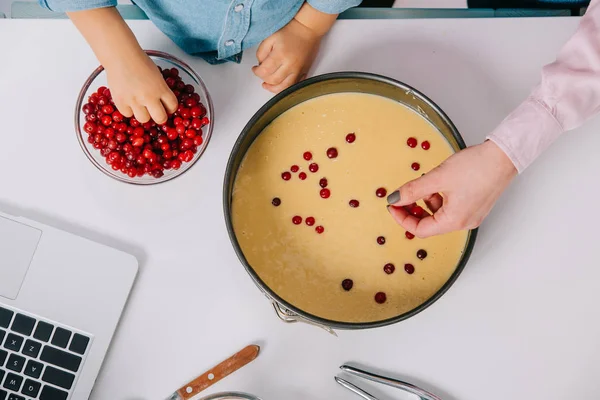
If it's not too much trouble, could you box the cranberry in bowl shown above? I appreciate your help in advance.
[75,50,214,185]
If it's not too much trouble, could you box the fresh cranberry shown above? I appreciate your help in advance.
[315,226,324,234]
[93,133,102,143]
[346,133,356,143]
[151,169,164,178]
[411,206,425,218]
[417,249,428,260]
[104,128,115,139]
[309,163,319,173]
[292,216,302,225]
[132,138,144,147]
[320,188,331,199]
[97,96,108,106]
[349,199,359,208]
[100,148,111,157]
[421,141,430,150]
[303,151,312,161]
[183,129,195,139]
[171,159,182,170]
[96,86,107,96]
[82,103,95,115]
[377,236,385,245]
[404,263,415,274]
[107,140,118,150]
[342,279,353,291]
[182,150,194,163]
[160,143,171,152]
[184,97,197,108]
[190,106,204,118]
[200,117,210,126]
[117,123,127,133]
[101,105,114,114]
[184,84,194,94]
[375,292,387,304]
[272,197,281,206]
[167,128,179,141]
[115,133,127,143]
[383,263,395,274]
[282,171,291,181]
[191,118,202,130]
[319,178,328,188]
[165,77,176,88]
[176,81,186,91]
[101,115,113,126]
[326,147,338,159]
[299,172,307,180]
[163,150,173,159]
[93,142,103,150]
[180,108,191,119]
[130,118,140,127]
[405,231,415,240]
[407,137,417,148]
[193,136,204,146]
[305,217,315,226]
[291,165,299,173]
[175,124,185,135]
[375,187,387,198]
[411,162,420,171]
[84,122,97,134]
[86,113,97,122]
[123,143,133,153]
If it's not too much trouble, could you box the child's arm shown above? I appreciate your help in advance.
[253,1,356,93]
[68,7,177,123]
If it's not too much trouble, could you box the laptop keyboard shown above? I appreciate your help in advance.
[0,306,92,400]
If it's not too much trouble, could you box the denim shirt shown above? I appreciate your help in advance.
[40,0,361,64]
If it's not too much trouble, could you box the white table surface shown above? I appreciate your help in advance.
[1,16,599,400]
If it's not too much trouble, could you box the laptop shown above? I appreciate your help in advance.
[0,211,138,400]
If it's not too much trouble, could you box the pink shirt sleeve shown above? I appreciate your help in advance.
[487,0,600,173]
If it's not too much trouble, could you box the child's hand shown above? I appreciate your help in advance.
[253,18,321,93]
[106,51,178,124]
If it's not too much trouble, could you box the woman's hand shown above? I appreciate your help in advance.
[386,140,518,237]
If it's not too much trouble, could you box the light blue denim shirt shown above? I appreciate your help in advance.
[40,0,361,64]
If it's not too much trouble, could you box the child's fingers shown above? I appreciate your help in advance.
[262,73,298,94]
[256,37,275,63]
[132,104,151,124]
[252,57,282,81]
[116,102,134,118]
[161,91,178,115]
[262,64,292,85]
[147,100,168,125]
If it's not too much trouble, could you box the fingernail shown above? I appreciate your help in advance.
[387,190,400,205]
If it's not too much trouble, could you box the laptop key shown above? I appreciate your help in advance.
[22,339,42,358]
[0,309,13,329]
[21,379,41,398]
[10,315,36,337]
[2,372,23,391]
[7,394,24,400]
[69,334,90,355]
[39,385,68,400]
[33,322,53,343]
[3,334,23,352]
[42,366,75,390]
[50,328,71,349]
[0,350,7,366]
[24,360,43,379]
[0,389,6,400]
[6,354,25,373]
[40,346,81,373]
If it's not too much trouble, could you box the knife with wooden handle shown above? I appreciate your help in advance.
[165,344,260,400]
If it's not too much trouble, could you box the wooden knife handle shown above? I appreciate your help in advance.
[176,344,260,400]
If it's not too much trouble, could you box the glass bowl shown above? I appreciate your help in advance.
[75,50,214,185]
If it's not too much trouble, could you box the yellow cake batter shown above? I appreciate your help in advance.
[232,93,468,323]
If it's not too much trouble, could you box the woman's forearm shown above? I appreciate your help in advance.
[488,0,600,172]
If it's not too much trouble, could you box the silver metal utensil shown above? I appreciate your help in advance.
[336,364,443,400]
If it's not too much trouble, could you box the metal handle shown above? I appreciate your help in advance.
[339,365,443,400]
[271,301,337,336]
